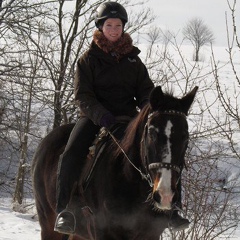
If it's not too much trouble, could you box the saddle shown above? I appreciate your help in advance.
[82,126,110,190]
[82,117,130,191]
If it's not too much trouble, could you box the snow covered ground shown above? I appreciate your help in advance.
[0,198,41,240]
[1,44,240,239]
[1,197,240,240]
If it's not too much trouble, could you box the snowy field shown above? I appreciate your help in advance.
[1,43,240,239]
[0,198,41,240]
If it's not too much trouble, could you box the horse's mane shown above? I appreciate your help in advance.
[116,104,150,156]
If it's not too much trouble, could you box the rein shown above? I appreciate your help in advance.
[107,130,153,187]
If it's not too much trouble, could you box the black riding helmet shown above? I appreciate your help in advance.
[95,2,128,29]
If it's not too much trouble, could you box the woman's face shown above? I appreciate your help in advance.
[102,18,123,42]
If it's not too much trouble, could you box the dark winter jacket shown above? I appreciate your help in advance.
[74,30,154,126]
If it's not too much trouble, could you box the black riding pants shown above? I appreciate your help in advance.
[56,117,100,212]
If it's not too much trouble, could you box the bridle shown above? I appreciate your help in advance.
[108,110,187,188]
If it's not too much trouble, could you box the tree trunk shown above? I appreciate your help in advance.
[13,134,28,205]
[195,48,199,62]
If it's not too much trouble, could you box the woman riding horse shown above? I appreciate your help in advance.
[32,86,198,240]
[44,1,189,236]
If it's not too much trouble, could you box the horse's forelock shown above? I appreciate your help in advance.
[159,95,183,112]
[150,86,198,115]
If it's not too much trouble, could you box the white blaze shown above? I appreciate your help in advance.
[157,120,173,209]
[163,120,173,164]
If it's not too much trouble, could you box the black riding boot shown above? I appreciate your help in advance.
[54,179,80,235]
[169,180,190,231]
[54,117,100,235]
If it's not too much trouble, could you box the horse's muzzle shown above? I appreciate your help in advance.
[153,189,174,210]
[152,176,174,210]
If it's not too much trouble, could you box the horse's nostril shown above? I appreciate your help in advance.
[153,191,161,203]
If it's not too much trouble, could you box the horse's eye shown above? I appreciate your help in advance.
[148,127,158,141]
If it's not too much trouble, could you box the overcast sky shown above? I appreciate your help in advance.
[148,0,239,46]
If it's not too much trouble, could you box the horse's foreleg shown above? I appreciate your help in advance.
[37,208,61,240]
[68,234,88,240]
[62,234,70,240]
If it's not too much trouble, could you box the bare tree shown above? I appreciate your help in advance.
[183,18,214,61]
[0,0,156,207]
[211,0,240,163]
[145,26,161,58]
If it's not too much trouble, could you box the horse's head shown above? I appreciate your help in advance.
[142,86,198,211]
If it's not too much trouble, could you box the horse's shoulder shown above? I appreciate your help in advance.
[36,123,75,155]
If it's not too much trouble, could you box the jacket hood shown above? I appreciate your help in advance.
[92,30,139,60]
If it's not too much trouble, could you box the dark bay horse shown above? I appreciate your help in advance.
[32,86,198,240]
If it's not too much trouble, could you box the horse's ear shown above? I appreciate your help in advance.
[149,86,164,111]
[181,86,198,115]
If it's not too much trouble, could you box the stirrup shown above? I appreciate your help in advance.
[54,209,76,235]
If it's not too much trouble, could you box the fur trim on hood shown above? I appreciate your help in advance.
[93,30,133,59]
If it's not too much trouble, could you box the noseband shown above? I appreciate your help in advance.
[148,162,181,174]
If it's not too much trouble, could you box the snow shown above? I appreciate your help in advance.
[1,44,240,239]
[0,198,41,240]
